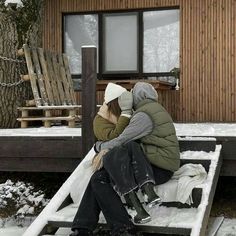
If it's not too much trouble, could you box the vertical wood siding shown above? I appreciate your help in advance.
[43,0,236,122]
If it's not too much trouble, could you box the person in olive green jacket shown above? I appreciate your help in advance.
[71,82,151,236]
[93,82,161,224]
[95,82,180,224]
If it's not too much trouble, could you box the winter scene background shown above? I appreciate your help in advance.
[1,0,236,235]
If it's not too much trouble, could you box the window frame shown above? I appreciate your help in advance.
[62,6,180,81]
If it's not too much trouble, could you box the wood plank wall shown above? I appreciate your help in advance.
[43,0,236,122]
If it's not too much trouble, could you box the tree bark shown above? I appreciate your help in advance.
[0,1,43,128]
[0,13,31,128]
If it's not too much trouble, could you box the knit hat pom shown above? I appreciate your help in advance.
[104,83,127,104]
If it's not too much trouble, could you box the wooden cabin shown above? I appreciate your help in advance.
[43,0,236,123]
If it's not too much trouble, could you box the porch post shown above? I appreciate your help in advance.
[81,46,97,156]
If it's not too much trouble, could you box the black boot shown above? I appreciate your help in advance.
[124,194,134,209]
[141,182,161,207]
[69,228,93,236]
[125,191,151,224]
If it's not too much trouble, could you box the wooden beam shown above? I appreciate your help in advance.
[23,44,42,106]
[25,99,36,107]
[96,79,173,91]
[20,74,30,81]
[81,46,97,156]
[179,139,216,152]
[18,105,81,110]
[198,153,223,236]
[0,137,82,159]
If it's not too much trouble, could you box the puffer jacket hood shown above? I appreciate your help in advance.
[132,82,158,109]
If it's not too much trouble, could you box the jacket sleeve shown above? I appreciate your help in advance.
[93,115,130,141]
[97,112,153,151]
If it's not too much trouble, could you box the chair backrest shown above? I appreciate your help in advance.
[23,44,76,107]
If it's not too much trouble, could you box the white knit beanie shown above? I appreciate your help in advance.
[104,83,127,104]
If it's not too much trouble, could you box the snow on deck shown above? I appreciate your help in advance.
[1,123,236,137]
[175,123,236,137]
[0,126,81,137]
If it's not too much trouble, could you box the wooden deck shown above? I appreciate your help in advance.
[0,135,82,172]
[0,123,236,175]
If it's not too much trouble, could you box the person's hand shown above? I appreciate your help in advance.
[92,149,109,171]
[118,91,133,117]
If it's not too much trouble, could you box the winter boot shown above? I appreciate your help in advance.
[124,194,134,209]
[125,191,151,224]
[141,182,161,207]
[69,228,93,236]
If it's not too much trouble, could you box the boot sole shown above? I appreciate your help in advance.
[147,197,161,208]
[134,215,151,224]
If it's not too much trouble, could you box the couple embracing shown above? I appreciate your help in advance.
[70,82,180,236]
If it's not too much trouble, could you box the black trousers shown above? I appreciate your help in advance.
[71,169,134,234]
[72,142,173,234]
[103,141,173,195]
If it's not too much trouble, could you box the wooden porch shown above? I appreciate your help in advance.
[1,123,236,176]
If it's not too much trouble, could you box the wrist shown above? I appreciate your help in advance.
[121,110,132,117]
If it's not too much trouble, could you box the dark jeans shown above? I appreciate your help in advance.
[71,169,134,234]
[103,141,173,195]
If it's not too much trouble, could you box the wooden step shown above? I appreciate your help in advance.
[179,137,216,152]
[23,144,222,236]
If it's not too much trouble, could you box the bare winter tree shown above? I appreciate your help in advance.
[0,0,44,128]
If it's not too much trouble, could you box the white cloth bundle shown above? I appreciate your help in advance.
[156,163,207,205]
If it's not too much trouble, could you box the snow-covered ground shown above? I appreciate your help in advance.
[0,179,48,236]
[0,218,31,236]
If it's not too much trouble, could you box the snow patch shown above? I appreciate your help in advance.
[4,0,23,7]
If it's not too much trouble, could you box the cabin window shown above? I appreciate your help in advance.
[63,8,179,78]
[103,13,138,73]
[143,10,179,73]
[64,14,98,74]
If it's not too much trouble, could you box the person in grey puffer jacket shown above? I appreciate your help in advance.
[96,82,180,172]
[95,82,180,222]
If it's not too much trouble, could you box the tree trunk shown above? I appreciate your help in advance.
[0,13,31,128]
[0,1,43,128]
